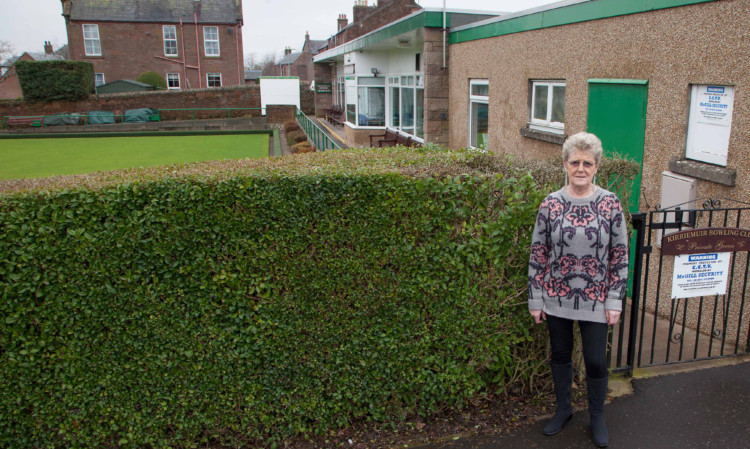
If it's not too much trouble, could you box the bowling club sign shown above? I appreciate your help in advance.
[661,228,750,299]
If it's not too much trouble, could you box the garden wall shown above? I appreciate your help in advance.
[0,82,315,122]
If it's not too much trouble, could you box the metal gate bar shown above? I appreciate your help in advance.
[611,201,750,376]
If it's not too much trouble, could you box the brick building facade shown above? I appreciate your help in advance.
[61,0,244,90]
[277,32,328,82]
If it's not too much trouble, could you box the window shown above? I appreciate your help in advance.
[94,73,105,86]
[356,77,385,127]
[469,79,489,148]
[530,80,565,133]
[83,24,101,56]
[685,84,734,167]
[167,73,180,90]
[163,25,178,56]
[206,73,222,87]
[336,76,345,107]
[387,75,424,139]
[203,26,220,56]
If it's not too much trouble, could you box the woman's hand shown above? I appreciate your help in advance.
[606,310,621,326]
[530,310,546,324]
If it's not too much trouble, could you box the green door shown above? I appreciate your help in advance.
[586,79,648,213]
[587,79,648,297]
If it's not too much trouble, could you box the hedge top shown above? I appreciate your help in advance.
[0,146,639,200]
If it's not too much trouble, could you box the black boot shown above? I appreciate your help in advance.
[587,375,609,447]
[543,363,573,435]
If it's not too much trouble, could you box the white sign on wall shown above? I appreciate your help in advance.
[672,252,731,299]
[685,84,735,166]
[695,85,734,126]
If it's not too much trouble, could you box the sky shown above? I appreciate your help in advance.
[0,0,557,61]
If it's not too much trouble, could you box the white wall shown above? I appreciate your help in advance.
[260,77,301,114]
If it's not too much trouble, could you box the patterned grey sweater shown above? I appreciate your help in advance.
[528,187,629,323]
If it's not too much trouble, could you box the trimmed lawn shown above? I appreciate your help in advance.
[0,134,269,180]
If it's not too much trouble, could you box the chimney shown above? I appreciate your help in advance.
[337,14,348,31]
[284,47,292,56]
[44,41,54,55]
[353,0,371,23]
[60,0,72,17]
[305,31,310,43]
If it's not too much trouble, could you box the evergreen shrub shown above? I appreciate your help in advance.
[135,71,167,90]
[15,60,95,102]
[0,148,638,448]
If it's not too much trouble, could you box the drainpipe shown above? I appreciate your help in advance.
[195,13,202,87]
[442,0,447,70]
[180,17,188,88]
[235,24,242,86]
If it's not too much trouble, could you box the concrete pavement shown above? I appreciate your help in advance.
[421,358,750,449]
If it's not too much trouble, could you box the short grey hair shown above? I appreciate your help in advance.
[562,132,603,164]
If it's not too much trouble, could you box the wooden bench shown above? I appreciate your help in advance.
[369,128,399,147]
[325,106,344,127]
[5,116,44,128]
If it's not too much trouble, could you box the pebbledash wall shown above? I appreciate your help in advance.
[448,0,750,346]
[448,0,749,211]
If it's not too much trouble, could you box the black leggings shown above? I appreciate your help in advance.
[547,314,609,379]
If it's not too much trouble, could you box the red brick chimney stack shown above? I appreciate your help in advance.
[338,14,348,31]
[44,41,54,55]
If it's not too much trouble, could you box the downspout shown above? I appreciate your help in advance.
[195,13,202,88]
[235,23,241,86]
[180,17,189,88]
[442,0,447,70]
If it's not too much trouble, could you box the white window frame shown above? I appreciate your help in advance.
[468,79,489,149]
[206,72,222,87]
[386,74,425,141]
[166,73,181,90]
[529,80,565,134]
[353,76,386,129]
[163,25,178,57]
[94,73,105,86]
[685,84,734,166]
[203,26,220,57]
[83,24,101,56]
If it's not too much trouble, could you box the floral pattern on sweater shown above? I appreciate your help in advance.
[528,188,629,322]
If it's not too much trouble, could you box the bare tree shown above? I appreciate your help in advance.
[259,51,280,76]
[0,40,17,63]
[245,52,259,70]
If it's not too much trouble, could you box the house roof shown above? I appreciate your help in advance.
[307,40,328,55]
[244,69,261,80]
[67,0,243,24]
[279,52,302,66]
[25,53,65,62]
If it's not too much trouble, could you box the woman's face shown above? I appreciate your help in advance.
[564,148,599,190]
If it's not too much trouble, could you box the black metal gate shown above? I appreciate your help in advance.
[610,199,750,375]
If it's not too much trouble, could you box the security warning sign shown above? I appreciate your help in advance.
[672,252,731,299]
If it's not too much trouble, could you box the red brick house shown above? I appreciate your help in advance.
[61,0,244,90]
[0,42,64,100]
[278,32,328,82]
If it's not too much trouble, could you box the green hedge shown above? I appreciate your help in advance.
[135,71,167,90]
[15,60,94,102]
[0,148,638,447]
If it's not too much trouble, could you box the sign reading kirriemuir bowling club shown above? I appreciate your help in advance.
[664,228,750,299]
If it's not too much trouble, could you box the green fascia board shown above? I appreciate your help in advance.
[314,10,449,62]
[588,79,649,85]
[450,0,718,44]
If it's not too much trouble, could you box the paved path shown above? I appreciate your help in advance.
[426,361,750,449]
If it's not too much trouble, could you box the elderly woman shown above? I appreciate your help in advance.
[528,132,629,448]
